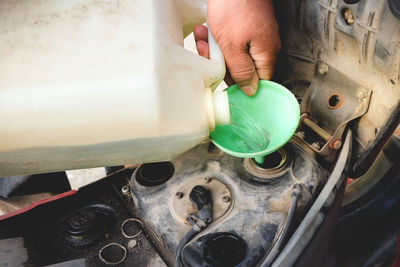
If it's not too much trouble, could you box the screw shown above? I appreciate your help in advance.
[330,139,342,150]
[175,192,184,199]
[204,177,213,183]
[222,196,231,203]
[121,185,130,196]
[318,63,329,76]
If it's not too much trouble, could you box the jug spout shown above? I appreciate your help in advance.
[212,90,230,126]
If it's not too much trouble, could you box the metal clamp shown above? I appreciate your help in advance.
[98,242,127,265]
[121,218,144,239]
[186,213,208,232]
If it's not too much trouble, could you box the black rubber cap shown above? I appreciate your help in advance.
[344,0,360,4]
[67,210,96,236]
[388,0,400,20]
[135,162,174,186]
[203,233,247,266]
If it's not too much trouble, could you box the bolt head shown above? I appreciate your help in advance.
[318,63,329,76]
[204,177,213,183]
[175,192,184,199]
[222,196,231,203]
[127,239,137,251]
[121,185,130,195]
[311,142,321,150]
[331,139,342,150]
[297,131,305,139]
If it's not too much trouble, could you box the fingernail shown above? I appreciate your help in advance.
[241,85,256,96]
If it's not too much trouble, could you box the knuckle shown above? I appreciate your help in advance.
[252,51,277,68]
[229,66,255,81]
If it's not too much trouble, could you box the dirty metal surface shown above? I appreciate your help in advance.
[130,142,328,266]
[170,177,233,225]
[297,63,372,160]
[301,62,372,135]
[274,0,400,174]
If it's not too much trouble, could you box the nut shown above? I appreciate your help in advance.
[175,192,184,199]
[311,142,321,150]
[330,139,342,150]
[296,131,305,139]
[121,185,130,196]
[222,196,231,203]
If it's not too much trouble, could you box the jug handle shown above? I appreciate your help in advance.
[180,0,226,91]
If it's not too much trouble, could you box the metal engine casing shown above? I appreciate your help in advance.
[130,142,328,266]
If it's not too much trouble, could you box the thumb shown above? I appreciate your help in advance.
[222,46,259,96]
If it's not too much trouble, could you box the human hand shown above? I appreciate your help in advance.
[194,0,281,96]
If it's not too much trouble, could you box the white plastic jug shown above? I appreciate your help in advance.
[0,0,228,176]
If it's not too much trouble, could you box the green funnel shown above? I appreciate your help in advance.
[210,80,300,163]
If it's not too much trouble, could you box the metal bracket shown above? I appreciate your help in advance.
[295,61,371,161]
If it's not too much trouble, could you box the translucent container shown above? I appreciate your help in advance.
[0,0,226,176]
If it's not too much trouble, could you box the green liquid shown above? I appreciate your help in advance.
[228,103,270,153]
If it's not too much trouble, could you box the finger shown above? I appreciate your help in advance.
[252,51,278,80]
[223,45,259,96]
[196,40,209,59]
[240,72,259,96]
[193,25,209,59]
[193,25,208,42]
[249,38,281,80]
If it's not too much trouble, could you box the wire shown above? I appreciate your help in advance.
[273,130,352,266]
[259,183,302,267]
[174,228,198,267]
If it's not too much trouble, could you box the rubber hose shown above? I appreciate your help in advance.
[174,228,198,267]
[260,184,302,267]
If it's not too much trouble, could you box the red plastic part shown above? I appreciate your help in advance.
[0,190,77,221]
[393,235,400,267]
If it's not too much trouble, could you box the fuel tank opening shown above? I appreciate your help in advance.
[252,149,287,170]
[243,148,289,180]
